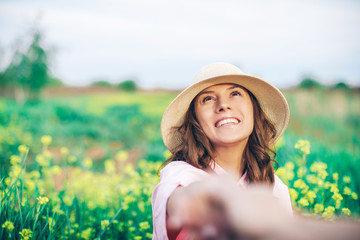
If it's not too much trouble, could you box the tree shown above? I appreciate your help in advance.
[0,31,52,102]
[298,78,323,89]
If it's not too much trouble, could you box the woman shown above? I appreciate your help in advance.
[152,62,292,239]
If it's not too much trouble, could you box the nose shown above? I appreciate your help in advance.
[216,98,231,113]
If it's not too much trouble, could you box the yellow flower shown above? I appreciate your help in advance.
[68,156,77,164]
[101,220,110,230]
[81,228,92,240]
[146,233,153,239]
[36,196,49,205]
[285,162,295,170]
[134,237,142,240]
[116,150,129,162]
[332,173,339,181]
[18,145,29,154]
[2,220,14,231]
[19,229,32,240]
[43,150,52,159]
[60,147,69,155]
[342,208,351,216]
[310,162,327,173]
[343,187,352,195]
[298,198,309,207]
[289,188,299,201]
[105,159,115,174]
[294,140,310,155]
[139,221,150,231]
[318,170,328,180]
[343,176,351,183]
[41,135,52,146]
[294,179,307,189]
[351,192,358,200]
[124,163,134,174]
[297,167,307,178]
[36,155,49,167]
[322,206,335,219]
[330,184,339,193]
[314,204,324,214]
[48,217,56,231]
[10,155,21,165]
[50,166,62,175]
[305,190,317,204]
[83,158,93,168]
[332,192,343,201]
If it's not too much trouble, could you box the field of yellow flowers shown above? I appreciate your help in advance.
[1,88,360,239]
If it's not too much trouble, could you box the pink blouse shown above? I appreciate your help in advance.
[151,161,292,240]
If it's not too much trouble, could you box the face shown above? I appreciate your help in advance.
[194,83,254,148]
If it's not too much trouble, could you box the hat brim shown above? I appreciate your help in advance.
[161,74,290,153]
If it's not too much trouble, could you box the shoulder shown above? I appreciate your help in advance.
[159,161,209,186]
[273,174,289,195]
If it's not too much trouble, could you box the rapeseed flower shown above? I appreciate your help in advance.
[36,196,49,205]
[343,187,352,195]
[297,167,307,178]
[2,220,14,231]
[10,155,21,165]
[294,140,310,155]
[343,176,351,183]
[19,229,32,240]
[18,145,28,154]
[81,228,92,240]
[332,173,339,181]
[314,204,324,214]
[305,190,317,204]
[101,220,110,230]
[139,221,150,231]
[83,157,93,168]
[289,188,299,202]
[322,206,335,219]
[294,179,307,189]
[105,159,115,174]
[351,192,358,200]
[342,208,351,216]
[116,150,129,162]
[60,147,69,155]
[68,156,77,164]
[41,135,52,146]
[298,198,309,207]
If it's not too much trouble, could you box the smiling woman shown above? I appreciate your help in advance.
[151,62,291,239]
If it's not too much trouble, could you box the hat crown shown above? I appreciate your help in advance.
[191,62,244,84]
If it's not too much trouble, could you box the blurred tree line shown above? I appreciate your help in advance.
[0,31,61,103]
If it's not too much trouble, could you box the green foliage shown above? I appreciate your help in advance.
[117,80,137,92]
[0,31,53,102]
[298,78,323,89]
[91,80,113,87]
[332,82,351,90]
[1,88,360,239]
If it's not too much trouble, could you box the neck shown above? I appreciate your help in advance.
[213,141,247,179]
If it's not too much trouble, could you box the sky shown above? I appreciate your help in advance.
[0,0,359,89]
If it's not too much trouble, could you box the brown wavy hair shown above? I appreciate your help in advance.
[162,86,277,184]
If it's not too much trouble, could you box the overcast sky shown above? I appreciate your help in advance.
[0,0,359,89]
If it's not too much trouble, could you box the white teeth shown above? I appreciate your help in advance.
[216,118,239,127]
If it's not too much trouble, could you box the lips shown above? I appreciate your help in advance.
[215,118,240,128]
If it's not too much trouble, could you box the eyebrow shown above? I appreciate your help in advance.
[197,85,243,97]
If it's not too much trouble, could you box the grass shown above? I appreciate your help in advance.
[1,87,359,239]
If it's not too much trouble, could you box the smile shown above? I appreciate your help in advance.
[215,118,240,128]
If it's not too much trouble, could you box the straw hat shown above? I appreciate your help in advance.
[161,62,290,153]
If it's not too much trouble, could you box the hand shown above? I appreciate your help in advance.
[166,176,290,239]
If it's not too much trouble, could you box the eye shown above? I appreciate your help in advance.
[201,95,213,103]
[230,90,241,97]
